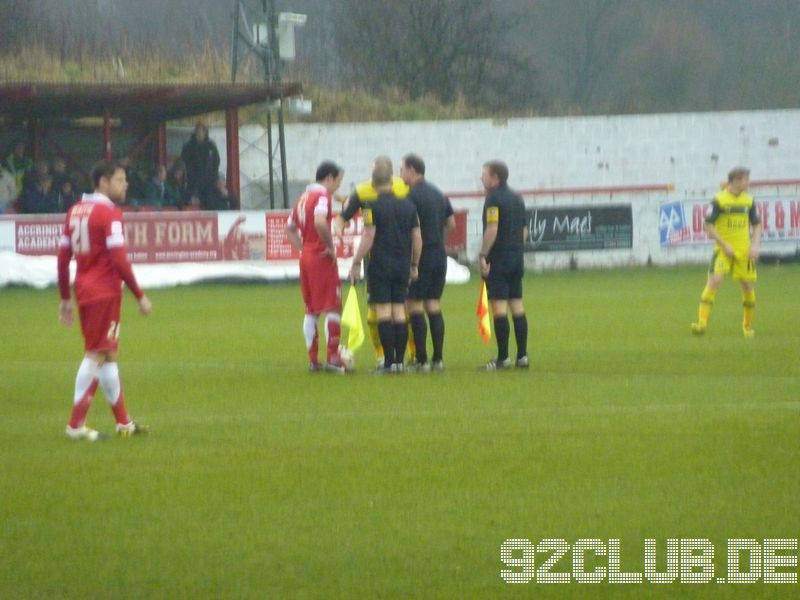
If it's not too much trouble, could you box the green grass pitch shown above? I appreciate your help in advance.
[1,265,799,598]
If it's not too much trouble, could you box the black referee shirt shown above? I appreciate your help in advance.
[408,180,454,257]
[365,191,420,274]
[482,184,526,261]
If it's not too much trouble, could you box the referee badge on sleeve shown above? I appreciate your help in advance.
[486,206,499,223]
[363,207,374,226]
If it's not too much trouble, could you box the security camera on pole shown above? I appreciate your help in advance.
[231,0,308,209]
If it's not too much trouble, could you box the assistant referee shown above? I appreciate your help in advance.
[478,160,529,370]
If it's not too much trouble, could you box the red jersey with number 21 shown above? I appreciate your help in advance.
[59,193,139,306]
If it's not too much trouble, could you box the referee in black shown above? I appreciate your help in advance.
[349,158,422,373]
[478,160,529,370]
[400,153,455,372]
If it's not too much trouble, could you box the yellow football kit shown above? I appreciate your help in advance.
[706,188,759,282]
[692,187,761,336]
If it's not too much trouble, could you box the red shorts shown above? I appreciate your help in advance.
[79,298,122,352]
[300,252,341,314]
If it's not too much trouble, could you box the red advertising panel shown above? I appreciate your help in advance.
[15,218,64,256]
[12,213,219,262]
[660,197,800,246]
[265,212,298,260]
[265,211,364,260]
[336,215,362,258]
[5,208,469,262]
[123,213,219,263]
[446,210,468,255]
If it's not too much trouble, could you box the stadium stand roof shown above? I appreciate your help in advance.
[0,82,302,122]
[0,82,303,206]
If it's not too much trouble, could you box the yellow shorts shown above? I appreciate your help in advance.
[710,249,757,281]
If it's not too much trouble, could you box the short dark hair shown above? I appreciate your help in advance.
[402,153,425,176]
[316,161,342,182]
[483,160,509,185]
[728,166,750,182]
[91,161,122,189]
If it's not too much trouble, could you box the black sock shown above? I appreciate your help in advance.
[394,321,409,365]
[428,312,444,362]
[378,320,395,366]
[494,316,509,362]
[409,312,428,364]
[512,314,528,359]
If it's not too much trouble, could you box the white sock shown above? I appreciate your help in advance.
[99,362,121,405]
[303,314,318,350]
[324,313,341,343]
[74,357,100,404]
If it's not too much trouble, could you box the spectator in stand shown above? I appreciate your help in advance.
[51,157,73,191]
[56,178,80,213]
[167,159,190,208]
[118,157,145,202]
[203,173,238,211]
[181,122,220,205]
[0,165,17,213]
[23,159,50,193]
[19,175,58,214]
[62,168,91,197]
[51,157,78,212]
[4,140,33,196]
[186,196,202,210]
[142,163,177,208]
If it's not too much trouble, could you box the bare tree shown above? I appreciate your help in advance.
[335,0,540,110]
[612,8,721,113]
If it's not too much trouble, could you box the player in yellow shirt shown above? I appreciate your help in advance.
[691,167,762,337]
[334,157,410,366]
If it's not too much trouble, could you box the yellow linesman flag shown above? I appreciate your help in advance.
[477,280,491,343]
[342,285,365,350]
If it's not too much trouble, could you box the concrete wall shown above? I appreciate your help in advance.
[201,109,800,268]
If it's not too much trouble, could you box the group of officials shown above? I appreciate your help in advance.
[285,154,531,374]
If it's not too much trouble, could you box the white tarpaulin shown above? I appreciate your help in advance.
[0,251,470,290]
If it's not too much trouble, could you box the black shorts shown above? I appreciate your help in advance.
[408,253,447,301]
[367,264,408,304]
[485,253,524,300]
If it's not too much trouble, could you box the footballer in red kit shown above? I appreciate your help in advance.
[57,161,152,441]
[285,161,348,372]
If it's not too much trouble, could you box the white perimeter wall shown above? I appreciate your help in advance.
[202,109,800,269]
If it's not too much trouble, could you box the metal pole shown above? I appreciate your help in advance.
[231,0,240,82]
[265,0,277,85]
[225,108,241,208]
[267,109,275,210]
[277,97,288,208]
[266,0,289,208]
